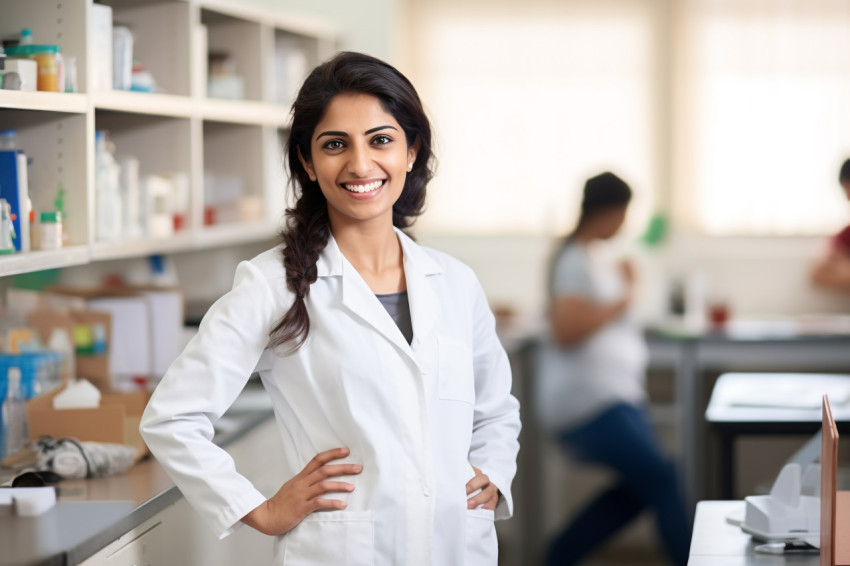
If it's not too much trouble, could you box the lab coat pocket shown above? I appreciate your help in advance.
[438,336,475,404]
[465,508,498,565]
[282,510,374,566]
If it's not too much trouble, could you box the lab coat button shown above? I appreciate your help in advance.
[423,482,433,497]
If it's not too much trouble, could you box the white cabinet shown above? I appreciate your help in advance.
[0,0,335,277]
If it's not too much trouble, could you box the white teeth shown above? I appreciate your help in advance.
[344,180,383,193]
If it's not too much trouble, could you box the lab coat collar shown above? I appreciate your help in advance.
[315,228,442,278]
[316,227,443,357]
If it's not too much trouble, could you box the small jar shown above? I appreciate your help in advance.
[5,45,62,92]
[39,211,62,250]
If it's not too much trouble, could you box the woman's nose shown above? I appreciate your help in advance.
[347,144,373,177]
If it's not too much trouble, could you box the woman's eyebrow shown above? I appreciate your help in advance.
[365,125,398,135]
[316,125,398,141]
[316,130,347,141]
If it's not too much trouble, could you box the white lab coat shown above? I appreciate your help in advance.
[139,228,521,566]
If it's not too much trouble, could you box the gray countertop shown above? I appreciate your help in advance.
[689,500,819,565]
[0,381,274,566]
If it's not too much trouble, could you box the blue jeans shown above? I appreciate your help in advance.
[545,403,691,566]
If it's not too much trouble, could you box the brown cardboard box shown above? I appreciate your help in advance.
[26,384,150,461]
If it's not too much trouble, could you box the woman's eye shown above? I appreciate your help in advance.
[372,135,392,145]
[324,140,345,150]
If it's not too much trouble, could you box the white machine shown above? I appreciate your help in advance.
[739,462,820,548]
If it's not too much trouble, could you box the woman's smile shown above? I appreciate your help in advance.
[342,179,387,195]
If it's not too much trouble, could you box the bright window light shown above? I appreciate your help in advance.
[411,5,655,236]
[678,0,850,235]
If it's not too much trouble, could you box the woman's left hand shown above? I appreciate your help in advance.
[466,465,500,510]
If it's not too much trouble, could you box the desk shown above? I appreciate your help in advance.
[706,372,850,499]
[689,500,818,565]
[646,331,850,505]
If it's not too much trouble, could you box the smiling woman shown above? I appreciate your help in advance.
[299,94,418,230]
[139,52,521,566]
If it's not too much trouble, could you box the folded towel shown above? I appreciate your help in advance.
[33,436,137,480]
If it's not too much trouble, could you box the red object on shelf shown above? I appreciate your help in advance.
[709,302,729,329]
[203,207,215,226]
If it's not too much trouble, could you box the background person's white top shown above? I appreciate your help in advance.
[140,228,521,566]
[537,239,648,432]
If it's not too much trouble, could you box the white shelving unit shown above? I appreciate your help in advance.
[0,0,336,278]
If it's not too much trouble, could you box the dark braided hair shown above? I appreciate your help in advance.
[269,52,435,352]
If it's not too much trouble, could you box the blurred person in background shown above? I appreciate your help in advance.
[811,159,850,292]
[537,172,690,566]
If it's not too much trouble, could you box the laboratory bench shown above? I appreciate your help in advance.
[0,379,278,566]
[688,500,818,565]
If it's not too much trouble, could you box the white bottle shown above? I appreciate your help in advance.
[95,130,122,241]
[48,327,75,385]
[2,367,28,457]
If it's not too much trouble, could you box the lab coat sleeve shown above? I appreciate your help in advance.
[140,259,282,538]
[467,275,521,520]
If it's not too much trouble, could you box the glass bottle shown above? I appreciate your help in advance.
[2,367,28,457]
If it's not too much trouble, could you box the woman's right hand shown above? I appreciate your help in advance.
[241,447,363,536]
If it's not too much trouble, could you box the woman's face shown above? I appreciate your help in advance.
[299,93,417,231]
[595,206,628,239]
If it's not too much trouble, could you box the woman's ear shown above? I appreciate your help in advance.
[407,137,421,171]
[297,145,317,182]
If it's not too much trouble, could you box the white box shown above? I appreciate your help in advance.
[87,296,151,379]
[3,59,37,92]
[112,25,133,90]
[90,3,113,92]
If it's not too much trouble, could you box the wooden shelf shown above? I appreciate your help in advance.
[90,232,197,262]
[0,91,88,114]
[196,222,279,248]
[92,91,196,118]
[0,246,90,277]
[200,99,290,127]
[0,0,333,278]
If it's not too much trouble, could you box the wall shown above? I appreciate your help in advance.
[418,231,850,322]
[238,0,399,62]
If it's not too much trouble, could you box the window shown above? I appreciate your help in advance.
[674,0,850,235]
[407,0,850,237]
[408,2,657,236]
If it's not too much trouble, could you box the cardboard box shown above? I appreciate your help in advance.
[26,384,150,461]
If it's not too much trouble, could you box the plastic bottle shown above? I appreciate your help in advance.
[95,130,122,241]
[64,55,78,92]
[38,211,62,250]
[0,199,16,254]
[0,129,16,150]
[55,184,70,246]
[19,29,33,46]
[2,367,28,457]
[48,327,75,383]
[0,371,4,458]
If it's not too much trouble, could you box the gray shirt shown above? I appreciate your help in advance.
[537,240,647,431]
[375,290,413,344]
